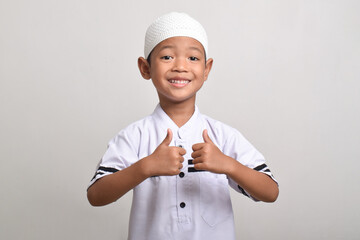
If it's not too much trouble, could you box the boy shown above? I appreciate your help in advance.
[87,12,279,240]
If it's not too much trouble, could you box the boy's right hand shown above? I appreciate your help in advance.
[143,129,186,177]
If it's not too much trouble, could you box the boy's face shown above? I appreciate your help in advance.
[138,36,213,106]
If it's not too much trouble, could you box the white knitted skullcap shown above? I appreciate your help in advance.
[144,12,208,59]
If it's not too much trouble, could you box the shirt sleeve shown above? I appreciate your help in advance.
[88,127,140,189]
[222,128,278,201]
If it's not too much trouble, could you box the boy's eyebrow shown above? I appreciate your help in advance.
[158,45,204,55]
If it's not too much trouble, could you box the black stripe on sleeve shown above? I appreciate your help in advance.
[254,164,267,171]
[238,185,250,198]
[90,166,119,182]
[254,165,275,179]
[91,172,105,181]
[98,166,119,173]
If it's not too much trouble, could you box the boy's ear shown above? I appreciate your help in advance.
[138,57,151,80]
[204,58,213,81]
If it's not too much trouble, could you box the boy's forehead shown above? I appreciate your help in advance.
[152,36,206,55]
[144,12,208,59]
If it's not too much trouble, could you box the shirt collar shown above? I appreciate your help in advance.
[151,104,201,139]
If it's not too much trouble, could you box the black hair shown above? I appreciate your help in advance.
[146,52,153,65]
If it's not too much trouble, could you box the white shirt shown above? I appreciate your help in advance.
[89,104,277,240]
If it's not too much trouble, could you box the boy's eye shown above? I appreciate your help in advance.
[161,56,172,60]
[189,56,199,61]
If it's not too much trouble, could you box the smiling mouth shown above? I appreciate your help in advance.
[168,79,191,87]
[169,80,190,84]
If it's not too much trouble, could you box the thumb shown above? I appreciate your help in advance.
[203,129,213,143]
[161,128,173,146]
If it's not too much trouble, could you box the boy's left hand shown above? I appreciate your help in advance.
[191,130,233,174]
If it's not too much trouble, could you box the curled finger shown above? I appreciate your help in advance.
[179,148,187,156]
[192,143,204,151]
[191,151,202,159]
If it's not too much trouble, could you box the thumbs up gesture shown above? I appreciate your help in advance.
[192,130,230,174]
[146,129,186,177]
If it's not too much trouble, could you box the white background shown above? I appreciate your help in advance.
[1,0,359,239]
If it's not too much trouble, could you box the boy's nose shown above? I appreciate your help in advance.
[172,58,188,72]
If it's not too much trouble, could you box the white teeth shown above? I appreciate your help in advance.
[169,80,189,84]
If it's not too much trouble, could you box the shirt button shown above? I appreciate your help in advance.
[180,202,186,208]
[178,145,183,148]
[179,172,185,178]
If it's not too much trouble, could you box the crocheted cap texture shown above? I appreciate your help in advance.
[144,12,208,59]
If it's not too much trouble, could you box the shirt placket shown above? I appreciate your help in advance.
[175,134,191,226]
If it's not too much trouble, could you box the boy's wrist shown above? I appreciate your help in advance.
[138,155,154,178]
[223,156,240,176]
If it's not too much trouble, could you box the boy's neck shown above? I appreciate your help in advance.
[159,101,196,128]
